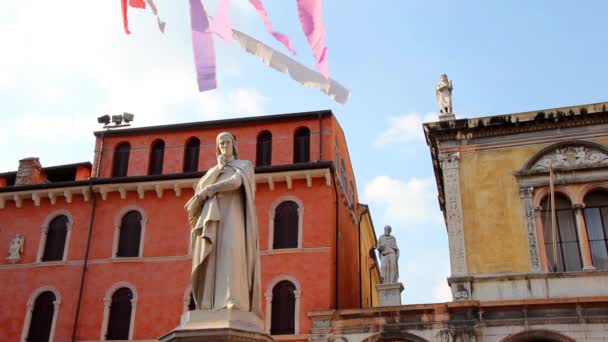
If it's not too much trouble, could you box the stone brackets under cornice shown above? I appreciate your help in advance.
[0,168,331,209]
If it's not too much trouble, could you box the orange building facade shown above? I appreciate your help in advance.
[0,110,380,341]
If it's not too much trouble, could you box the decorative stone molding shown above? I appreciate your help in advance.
[112,205,147,258]
[531,145,608,171]
[264,275,302,335]
[21,286,61,342]
[519,187,541,272]
[100,282,138,341]
[37,210,74,262]
[0,168,332,209]
[438,152,468,280]
[268,196,304,250]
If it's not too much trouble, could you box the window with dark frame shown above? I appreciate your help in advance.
[148,140,165,175]
[117,211,142,257]
[541,195,582,272]
[26,291,56,342]
[256,131,272,166]
[273,201,299,249]
[270,280,296,335]
[183,137,200,172]
[112,142,131,177]
[106,287,133,340]
[293,127,310,163]
[583,191,608,270]
[42,215,68,262]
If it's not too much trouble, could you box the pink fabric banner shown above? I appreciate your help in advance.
[210,0,232,44]
[190,0,217,91]
[248,0,296,54]
[129,0,146,9]
[297,0,329,78]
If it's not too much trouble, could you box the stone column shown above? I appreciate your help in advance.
[573,203,595,270]
[519,187,542,272]
[439,153,468,276]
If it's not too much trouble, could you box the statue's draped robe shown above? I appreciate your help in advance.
[377,235,399,284]
[436,80,452,113]
[185,160,262,316]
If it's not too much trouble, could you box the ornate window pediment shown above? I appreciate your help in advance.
[523,141,608,172]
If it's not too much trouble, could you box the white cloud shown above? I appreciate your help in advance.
[363,175,442,226]
[198,88,268,119]
[432,278,453,302]
[375,112,437,146]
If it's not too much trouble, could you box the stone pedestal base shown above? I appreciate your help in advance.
[439,112,455,121]
[376,282,404,306]
[160,310,273,342]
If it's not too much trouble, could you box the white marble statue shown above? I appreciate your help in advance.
[185,132,262,316]
[436,74,453,114]
[377,225,399,284]
[7,234,24,263]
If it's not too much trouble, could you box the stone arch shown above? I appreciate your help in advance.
[521,140,608,172]
[112,205,147,257]
[38,209,74,262]
[264,275,302,335]
[575,181,608,204]
[100,281,138,341]
[21,286,61,342]
[362,331,430,342]
[501,329,575,342]
[268,196,304,249]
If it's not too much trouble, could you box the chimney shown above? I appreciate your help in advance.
[15,158,43,185]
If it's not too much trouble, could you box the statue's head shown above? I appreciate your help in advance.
[440,73,448,81]
[216,132,239,159]
[384,225,392,235]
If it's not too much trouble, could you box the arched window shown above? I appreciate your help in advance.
[112,142,130,177]
[273,201,299,249]
[270,281,296,335]
[26,291,56,342]
[183,137,200,172]
[42,215,68,262]
[583,190,608,270]
[106,288,133,340]
[541,195,582,272]
[148,140,165,175]
[256,131,272,166]
[117,211,142,257]
[293,127,310,163]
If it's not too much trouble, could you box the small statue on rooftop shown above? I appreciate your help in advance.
[377,225,399,284]
[436,74,453,114]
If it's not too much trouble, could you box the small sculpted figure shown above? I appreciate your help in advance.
[7,234,24,263]
[185,132,262,316]
[436,74,453,114]
[377,225,399,284]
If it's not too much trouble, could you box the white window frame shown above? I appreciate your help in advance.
[268,196,304,250]
[100,281,138,341]
[37,210,73,262]
[20,286,61,342]
[264,275,302,335]
[112,205,147,258]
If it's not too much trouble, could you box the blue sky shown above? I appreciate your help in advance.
[1,0,608,304]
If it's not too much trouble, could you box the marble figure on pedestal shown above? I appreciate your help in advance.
[377,225,399,284]
[185,132,262,317]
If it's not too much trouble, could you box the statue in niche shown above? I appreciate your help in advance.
[184,132,262,316]
[7,234,24,264]
[436,74,453,114]
[377,225,399,284]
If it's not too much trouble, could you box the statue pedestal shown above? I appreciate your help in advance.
[376,283,404,307]
[159,309,274,342]
[439,112,455,121]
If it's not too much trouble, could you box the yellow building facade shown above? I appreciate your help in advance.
[309,101,608,342]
